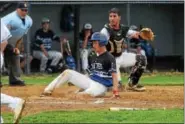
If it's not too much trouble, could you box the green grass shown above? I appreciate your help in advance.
[2,109,184,123]
[1,72,184,123]
[121,72,184,86]
[1,72,184,86]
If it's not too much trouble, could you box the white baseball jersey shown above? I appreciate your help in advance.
[1,19,12,69]
[1,19,12,43]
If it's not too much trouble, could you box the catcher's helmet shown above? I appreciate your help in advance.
[91,32,108,46]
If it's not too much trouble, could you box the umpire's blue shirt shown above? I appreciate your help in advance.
[2,11,33,47]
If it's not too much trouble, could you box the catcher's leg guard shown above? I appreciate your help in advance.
[129,67,144,86]
[128,54,147,90]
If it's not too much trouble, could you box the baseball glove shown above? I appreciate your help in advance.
[139,28,155,41]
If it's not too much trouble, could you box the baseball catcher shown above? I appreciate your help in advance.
[101,8,153,91]
[41,32,120,98]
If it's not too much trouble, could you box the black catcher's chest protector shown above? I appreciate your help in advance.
[105,24,129,57]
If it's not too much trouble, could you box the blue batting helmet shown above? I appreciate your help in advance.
[90,32,108,46]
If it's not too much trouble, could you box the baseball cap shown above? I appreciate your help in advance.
[84,23,92,30]
[17,2,28,9]
[42,17,50,23]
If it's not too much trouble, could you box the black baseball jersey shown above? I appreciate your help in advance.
[104,23,129,57]
[32,29,59,51]
[88,51,117,87]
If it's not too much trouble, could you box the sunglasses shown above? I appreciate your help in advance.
[21,9,28,12]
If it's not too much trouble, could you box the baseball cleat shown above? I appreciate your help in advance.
[13,99,25,124]
[127,84,146,92]
[40,92,52,97]
[135,84,146,91]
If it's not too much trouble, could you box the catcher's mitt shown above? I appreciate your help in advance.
[139,28,155,41]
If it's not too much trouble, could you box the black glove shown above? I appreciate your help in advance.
[4,44,14,57]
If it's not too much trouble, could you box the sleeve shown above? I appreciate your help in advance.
[126,29,137,38]
[1,14,12,26]
[100,27,110,41]
[1,19,12,42]
[34,30,43,45]
[29,17,33,27]
[25,16,33,34]
[123,26,130,38]
[108,56,117,73]
[51,31,60,41]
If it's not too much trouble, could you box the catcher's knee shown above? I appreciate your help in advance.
[129,54,146,85]
[136,54,147,68]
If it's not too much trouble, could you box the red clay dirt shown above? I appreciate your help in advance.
[1,85,184,116]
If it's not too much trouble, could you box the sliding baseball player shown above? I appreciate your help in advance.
[41,32,120,98]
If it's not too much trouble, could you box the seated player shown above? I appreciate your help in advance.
[79,23,93,74]
[32,18,64,73]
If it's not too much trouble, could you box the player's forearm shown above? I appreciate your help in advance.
[82,39,88,49]
[40,45,48,55]
[112,73,119,91]
[60,41,64,55]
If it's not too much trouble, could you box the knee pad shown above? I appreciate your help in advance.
[136,54,147,69]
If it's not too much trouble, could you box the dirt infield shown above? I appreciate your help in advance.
[1,85,184,116]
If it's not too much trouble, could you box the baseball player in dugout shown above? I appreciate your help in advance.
[100,8,153,91]
[32,17,65,73]
[79,23,94,74]
[41,32,120,99]
[2,2,32,86]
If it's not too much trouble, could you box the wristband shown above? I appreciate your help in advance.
[113,90,119,95]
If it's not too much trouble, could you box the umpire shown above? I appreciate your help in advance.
[2,2,32,86]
